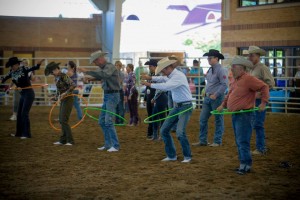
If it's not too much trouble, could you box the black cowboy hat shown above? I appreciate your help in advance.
[144,59,158,67]
[203,49,224,60]
[44,62,60,76]
[5,57,22,68]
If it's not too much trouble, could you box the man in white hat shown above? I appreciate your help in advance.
[247,46,275,155]
[141,57,193,163]
[217,56,270,175]
[79,50,122,152]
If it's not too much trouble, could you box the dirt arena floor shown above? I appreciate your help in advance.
[0,106,299,200]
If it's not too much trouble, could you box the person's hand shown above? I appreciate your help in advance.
[209,94,217,100]
[128,94,132,100]
[60,92,67,100]
[141,81,151,87]
[255,92,262,99]
[124,96,128,103]
[141,75,151,80]
[37,59,45,65]
[151,99,155,104]
[78,67,88,73]
[83,75,96,82]
[258,103,266,112]
[216,105,224,112]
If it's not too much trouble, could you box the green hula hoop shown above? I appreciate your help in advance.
[83,107,127,126]
[211,107,269,115]
[144,106,193,124]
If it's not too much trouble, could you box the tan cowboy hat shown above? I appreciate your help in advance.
[44,62,60,76]
[155,57,177,75]
[89,50,108,64]
[248,46,266,56]
[231,56,253,70]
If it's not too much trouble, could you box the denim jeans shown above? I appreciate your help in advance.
[167,91,177,131]
[73,90,83,120]
[16,89,35,137]
[59,96,74,144]
[152,93,168,139]
[160,103,192,159]
[232,112,254,169]
[98,93,120,149]
[253,99,267,152]
[115,89,125,124]
[13,90,20,113]
[199,95,224,144]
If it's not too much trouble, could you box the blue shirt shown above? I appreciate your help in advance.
[205,63,228,97]
[151,69,193,103]
[190,67,205,84]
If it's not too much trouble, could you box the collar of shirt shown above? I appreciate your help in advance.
[167,68,177,78]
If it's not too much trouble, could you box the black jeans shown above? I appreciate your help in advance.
[16,89,35,137]
[115,90,125,124]
[146,96,154,137]
[59,96,74,144]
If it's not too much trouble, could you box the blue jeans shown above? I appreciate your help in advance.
[115,90,125,124]
[16,89,35,137]
[199,95,224,144]
[232,112,254,169]
[167,91,177,131]
[253,99,267,152]
[98,93,120,149]
[73,90,83,120]
[160,103,192,159]
[152,93,168,139]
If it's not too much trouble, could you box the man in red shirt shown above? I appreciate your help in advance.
[217,56,269,175]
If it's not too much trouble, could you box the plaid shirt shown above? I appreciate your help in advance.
[55,72,76,98]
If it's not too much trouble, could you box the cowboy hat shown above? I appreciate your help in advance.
[5,57,22,68]
[247,46,266,56]
[89,50,108,64]
[144,59,158,67]
[231,56,253,70]
[44,62,60,76]
[203,49,224,60]
[155,57,177,75]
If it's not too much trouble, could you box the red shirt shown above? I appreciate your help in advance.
[223,72,269,111]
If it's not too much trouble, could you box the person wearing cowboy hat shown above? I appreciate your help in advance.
[216,56,270,175]
[1,57,44,139]
[141,57,193,163]
[247,46,275,155]
[78,50,122,152]
[45,61,76,146]
[192,49,228,147]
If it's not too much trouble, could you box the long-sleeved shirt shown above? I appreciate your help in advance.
[86,63,121,91]
[205,63,228,97]
[222,72,269,112]
[1,64,40,88]
[55,72,76,97]
[124,71,137,96]
[250,62,275,89]
[151,68,193,103]
[144,72,156,102]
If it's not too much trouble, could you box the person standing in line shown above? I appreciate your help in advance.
[217,56,269,175]
[79,50,121,152]
[125,64,139,126]
[66,61,83,120]
[142,57,193,163]
[114,60,125,125]
[45,62,76,145]
[247,46,275,155]
[144,60,157,139]
[1,57,44,139]
[192,49,228,147]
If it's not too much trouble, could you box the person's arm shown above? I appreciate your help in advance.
[1,72,12,84]
[214,68,228,98]
[86,65,116,80]
[248,76,270,111]
[60,74,76,99]
[151,76,182,91]
[25,59,45,73]
[262,66,275,89]
[152,76,169,83]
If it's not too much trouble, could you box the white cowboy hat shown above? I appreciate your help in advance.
[248,46,266,56]
[231,55,253,70]
[89,50,108,64]
[155,57,177,75]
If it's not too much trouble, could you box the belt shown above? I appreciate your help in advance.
[174,101,192,107]
[104,90,119,94]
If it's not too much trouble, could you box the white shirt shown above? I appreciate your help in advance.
[151,69,193,103]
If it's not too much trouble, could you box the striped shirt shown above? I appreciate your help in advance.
[222,72,269,112]
[151,68,193,103]
[205,63,228,97]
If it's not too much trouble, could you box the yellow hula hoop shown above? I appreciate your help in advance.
[49,94,87,131]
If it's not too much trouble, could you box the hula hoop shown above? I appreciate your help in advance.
[83,107,127,126]
[144,106,193,124]
[49,94,87,131]
[10,84,49,90]
[210,107,269,115]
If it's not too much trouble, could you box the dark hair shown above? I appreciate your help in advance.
[68,61,77,73]
[127,64,134,71]
[193,60,199,64]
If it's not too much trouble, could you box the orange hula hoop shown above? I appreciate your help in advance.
[10,84,49,90]
[49,94,87,131]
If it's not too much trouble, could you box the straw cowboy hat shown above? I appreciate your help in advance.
[5,57,22,68]
[203,49,225,60]
[44,62,60,76]
[155,57,177,75]
[89,50,108,64]
[231,56,253,70]
[248,46,266,56]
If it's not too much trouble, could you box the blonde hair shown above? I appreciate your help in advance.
[115,60,122,67]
